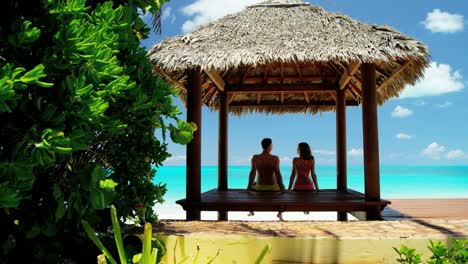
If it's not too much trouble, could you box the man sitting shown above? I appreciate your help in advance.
[247,138,286,220]
[247,138,286,192]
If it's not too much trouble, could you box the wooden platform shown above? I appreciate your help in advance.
[176,188,391,213]
[383,199,468,220]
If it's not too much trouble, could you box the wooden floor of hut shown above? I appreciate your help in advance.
[176,189,391,213]
[382,198,468,220]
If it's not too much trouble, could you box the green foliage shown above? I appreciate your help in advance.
[83,204,162,264]
[394,245,423,264]
[0,0,193,262]
[394,239,468,264]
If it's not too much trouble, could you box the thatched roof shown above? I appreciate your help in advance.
[149,0,429,115]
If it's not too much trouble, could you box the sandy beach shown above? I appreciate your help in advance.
[156,204,358,221]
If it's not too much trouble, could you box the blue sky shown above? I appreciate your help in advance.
[143,0,468,166]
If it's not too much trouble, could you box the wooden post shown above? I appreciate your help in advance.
[218,90,228,221]
[361,63,381,220]
[186,67,202,220]
[336,87,348,221]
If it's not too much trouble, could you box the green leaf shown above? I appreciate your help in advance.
[132,254,142,263]
[141,223,153,264]
[169,120,195,145]
[99,179,118,191]
[82,220,118,264]
[19,64,47,84]
[55,198,66,220]
[110,205,127,264]
[54,146,73,154]
[90,189,115,210]
[0,188,21,208]
[255,244,272,264]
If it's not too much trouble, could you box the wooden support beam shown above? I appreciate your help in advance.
[280,92,284,104]
[257,94,262,104]
[347,89,358,101]
[186,67,202,221]
[339,61,361,90]
[156,69,187,91]
[204,70,225,91]
[229,100,359,107]
[218,90,228,221]
[202,86,215,102]
[361,63,381,220]
[349,83,362,97]
[329,92,337,102]
[295,63,303,79]
[228,94,235,104]
[230,90,333,95]
[242,67,254,83]
[304,92,310,103]
[227,83,335,93]
[336,85,348,221]
[227,76,336,83]
[280,62,284,83]
[336,88,347,193]
[263,65,269,82]
[378,61,411,89]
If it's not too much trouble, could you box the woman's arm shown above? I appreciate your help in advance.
[311,160,319,191]
[288,159,297,190]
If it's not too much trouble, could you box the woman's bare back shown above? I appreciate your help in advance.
[294,158,314,185]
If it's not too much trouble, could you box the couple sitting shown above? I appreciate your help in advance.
[247,138,319,192]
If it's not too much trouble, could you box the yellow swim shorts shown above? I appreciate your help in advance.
[253,184,281,192]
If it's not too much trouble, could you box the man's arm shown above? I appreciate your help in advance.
[274,157,285,191]
[247,156,256,190]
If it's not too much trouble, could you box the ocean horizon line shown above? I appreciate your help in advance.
[158,164,468,168]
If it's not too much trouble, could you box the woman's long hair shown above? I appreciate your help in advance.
[298,142,314,160]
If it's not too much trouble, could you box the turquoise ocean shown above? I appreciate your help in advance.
[154,165,468,205]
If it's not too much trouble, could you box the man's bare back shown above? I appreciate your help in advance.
[252,152,280,185]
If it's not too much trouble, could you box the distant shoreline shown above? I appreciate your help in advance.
[158,164,468,167]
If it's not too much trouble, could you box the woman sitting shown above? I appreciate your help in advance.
[288,142,319,192]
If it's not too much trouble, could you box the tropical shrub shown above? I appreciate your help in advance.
[394,239,468,264]
[0,0,191,262]
[83,205,272,264]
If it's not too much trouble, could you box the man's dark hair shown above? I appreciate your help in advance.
[261,138,272,149]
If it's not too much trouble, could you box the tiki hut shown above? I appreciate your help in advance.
[150,0,429,221]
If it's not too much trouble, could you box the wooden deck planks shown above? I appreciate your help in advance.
[383,199,468,220]
[177,188,390,213]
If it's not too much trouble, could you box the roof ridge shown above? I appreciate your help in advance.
[249,0,309,8]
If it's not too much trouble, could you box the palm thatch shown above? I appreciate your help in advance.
[149,0,429,115]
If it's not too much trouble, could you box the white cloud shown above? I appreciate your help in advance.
[421,142,445,159]
[396,133,412,140]
[181,0,263,33]
[314,149,336,156]
[446,149,467,160]
[164,155,186,165]
[316,157,336,165]
[162,6,176,24]
[392,105,413,118]
[422,9,464,33]
[400,62,464,98]
[280,156,292,163]
[436,101,453,108]
[348,148,363,157]
[231,155,253,165]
